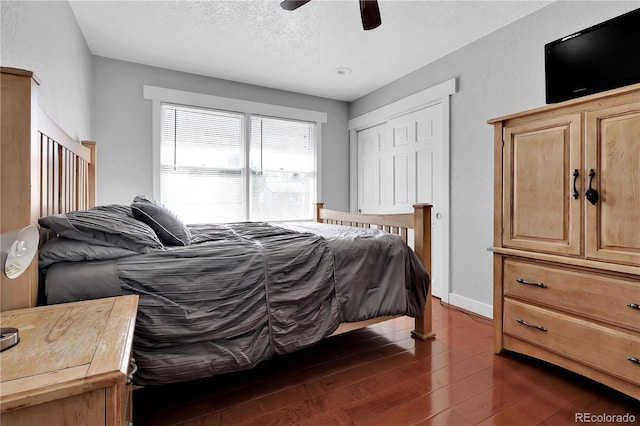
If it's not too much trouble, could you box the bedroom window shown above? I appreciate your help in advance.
[160,103,317,224]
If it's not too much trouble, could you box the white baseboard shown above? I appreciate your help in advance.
[447,293,493,319]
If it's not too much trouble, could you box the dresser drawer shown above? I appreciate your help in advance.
[503,258,640,331]
[503,299,640,385]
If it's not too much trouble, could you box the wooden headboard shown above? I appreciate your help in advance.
[0,67,96,311]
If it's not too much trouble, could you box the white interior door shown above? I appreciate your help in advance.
[356,102,448,299]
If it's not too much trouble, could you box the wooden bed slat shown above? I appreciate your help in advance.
[62,147,68,212]
[40,135,48,216]
[48,138,56,215]
[52,143,60,214]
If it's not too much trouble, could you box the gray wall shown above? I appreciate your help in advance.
[92,57,350,208]
[350,1,640,310]
[0,0,92,142]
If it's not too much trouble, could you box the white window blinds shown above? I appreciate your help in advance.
[161,104,315,223]
[250,116,315,222]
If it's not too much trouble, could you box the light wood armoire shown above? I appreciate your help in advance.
[489,83,640,400]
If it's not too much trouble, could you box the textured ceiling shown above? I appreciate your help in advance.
[69,0,552,101]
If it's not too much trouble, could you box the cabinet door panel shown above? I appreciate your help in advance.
[503,114,582,255]
[586,102,640,266]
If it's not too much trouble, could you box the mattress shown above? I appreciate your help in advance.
[40,220,429,385]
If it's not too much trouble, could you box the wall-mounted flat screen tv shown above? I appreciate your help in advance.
[545,8,640,104]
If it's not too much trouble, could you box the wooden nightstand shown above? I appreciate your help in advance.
[0,295,138,425]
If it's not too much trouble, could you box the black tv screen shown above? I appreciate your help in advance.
[545,8,640,103]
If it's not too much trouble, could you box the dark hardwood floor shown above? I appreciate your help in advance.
[133,298,639,425]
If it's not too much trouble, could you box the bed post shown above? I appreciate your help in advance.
[411,203,435,341]
[0,67,40,310]
[314,202,324,223]
[81,140,97,208]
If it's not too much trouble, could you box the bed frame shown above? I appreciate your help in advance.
[0,66,434,341]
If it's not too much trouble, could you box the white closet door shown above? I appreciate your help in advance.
[357,102,447,299]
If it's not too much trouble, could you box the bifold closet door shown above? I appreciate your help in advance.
[357,103,446,298]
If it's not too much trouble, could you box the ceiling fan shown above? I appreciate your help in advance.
[280,0,382,31]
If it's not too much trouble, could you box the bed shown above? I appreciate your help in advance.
[0,66,434,387]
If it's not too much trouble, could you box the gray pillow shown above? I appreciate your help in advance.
[39,237,140,268]
[39,204,163,252]
[131,195,191,246]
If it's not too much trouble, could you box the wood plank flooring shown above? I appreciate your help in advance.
[133,298,639,425]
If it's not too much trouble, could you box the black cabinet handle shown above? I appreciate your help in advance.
[516,278,547,288]
[127,357,138,385]
[516,318,547,331]
[572,169,579,199]
[585,169,599,205]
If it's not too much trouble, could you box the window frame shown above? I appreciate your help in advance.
[144,85,327,221]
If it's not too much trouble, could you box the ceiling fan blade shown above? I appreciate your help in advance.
[360,0,382,30]
[280,0,312,11]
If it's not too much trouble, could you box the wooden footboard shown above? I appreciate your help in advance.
[314,203,435,341]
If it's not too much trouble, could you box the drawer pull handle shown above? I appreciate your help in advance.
[572,169,579,199]
[627,303,640,310]
[516,318,547,331]
[127,358,138,385]
[628,357,640,365]
[516,278,547,288]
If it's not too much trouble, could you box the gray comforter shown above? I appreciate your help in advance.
[40,221,429,386]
